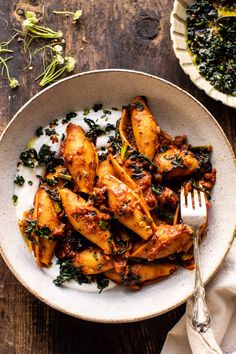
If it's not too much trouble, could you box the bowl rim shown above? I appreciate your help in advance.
[170,0,236,109]
[0,68,235,323]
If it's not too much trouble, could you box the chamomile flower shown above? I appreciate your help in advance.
[9,78,19,89]
[22,11,63,39]
[65,56,76,72]
[53,9,82,23]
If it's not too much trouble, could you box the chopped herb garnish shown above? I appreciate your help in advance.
[25,220,37,235]
[58,172,72,181]
[190,179,212,200]
[108,133,122,154]
[83,107,90,115]
[96,275,109,293]
[49,119,58,127]
[35,226,53,240]
[44,187,61,202]
[61,133,65,141]
[152,184,165,195]
[120,143,128,161]
[25,221,52,240]
[164,154,186,169]
[121,269,141,286]
[84,117,104,140]
[171,156,185,168]
[103,109,111,115]
[62,112,77,124]
[191,146,212,172]
[112,107,118,111]
[14,175,25,186]
[38,144,56,165]
[98,153,107,161]
[127,150,156,167]
[92,103,103,112]
[158,145,168,153]
[98,220,108,231]
[20,148,38,168]
[24,220,38,243]
[105,123,115,132]
[28,180,33,186]
[35,126,44,137]
[131,101,144,111]
[157,207,175,224]
[41,177,59,186]
[37,144,63,172]
[53,259,89,286]
[44,128,57,136]
[12,194,18,205]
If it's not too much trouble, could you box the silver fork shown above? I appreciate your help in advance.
[180,187,211,333]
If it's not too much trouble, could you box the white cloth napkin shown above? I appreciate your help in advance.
[161,239,236,354]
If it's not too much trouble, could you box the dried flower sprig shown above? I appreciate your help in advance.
[36,45,76,87]
[0,57,19,88]
[22,11,63,39]
[0,34,20,89]
[52,10,82,23]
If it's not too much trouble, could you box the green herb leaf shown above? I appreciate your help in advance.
[20,148,38,168]
[41,177,59,186]
[62,112,77,124]
[93,103,103,112]
[53,259,89,286]
[98,220,108,231]
[12,194,18,205]
[105,123,115,132]
[14,175,25,186]
[84,117,104,140]
[35,226,53,240]
[103,109,111,115]
[83,107,90,115]
[35,126,44,137]
[96,275,109,293]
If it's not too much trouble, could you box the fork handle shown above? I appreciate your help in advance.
[191,228,211,333]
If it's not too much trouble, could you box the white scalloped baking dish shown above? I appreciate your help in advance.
[170,0,236,109]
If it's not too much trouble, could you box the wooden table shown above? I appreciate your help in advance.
[0,1,235,353]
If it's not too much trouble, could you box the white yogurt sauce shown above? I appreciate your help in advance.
[14,107,121,292]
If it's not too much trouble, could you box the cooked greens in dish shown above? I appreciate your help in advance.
[16,96,216,291]
[186,0,236,96]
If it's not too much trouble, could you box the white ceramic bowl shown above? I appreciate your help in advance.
[170,0,236,109]
[0,69,235,323]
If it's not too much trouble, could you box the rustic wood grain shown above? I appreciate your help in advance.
[0,1,235,353]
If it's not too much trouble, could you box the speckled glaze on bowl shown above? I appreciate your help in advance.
[170,0,236,109]
[0,69,235,323]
